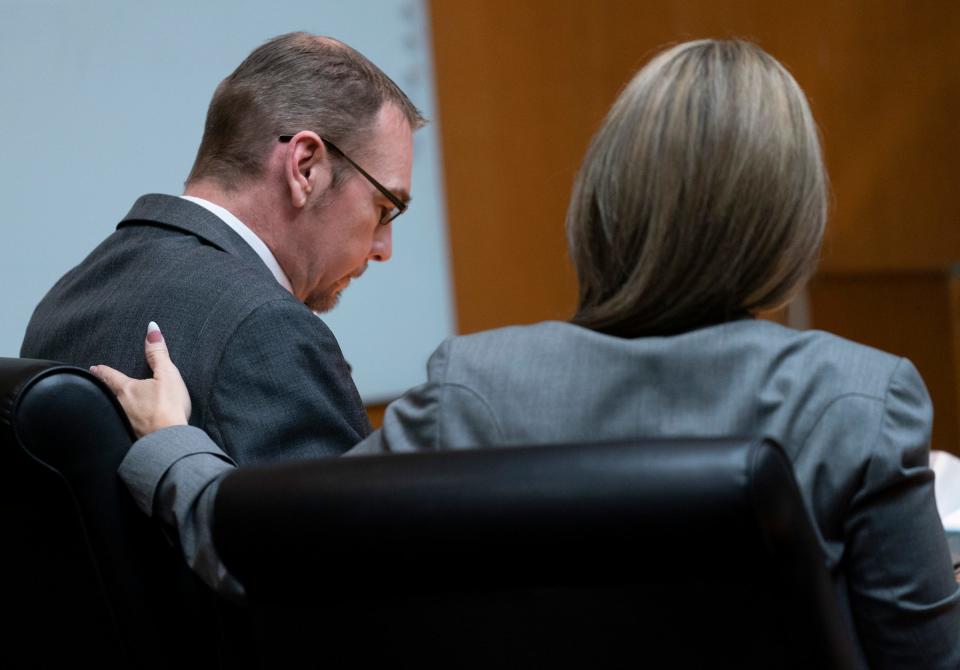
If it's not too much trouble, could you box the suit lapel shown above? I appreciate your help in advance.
[117,193,267,270]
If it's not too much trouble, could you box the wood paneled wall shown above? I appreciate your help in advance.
[414,1,960,450]
[430,0,959,333]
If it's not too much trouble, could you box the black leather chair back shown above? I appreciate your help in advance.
[0,358,223,668]
[214,438,861,669]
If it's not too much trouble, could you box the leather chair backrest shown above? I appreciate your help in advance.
[214,438,861,669]
[0,358,224,668]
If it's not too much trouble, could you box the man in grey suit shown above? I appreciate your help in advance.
[21,33,426,466]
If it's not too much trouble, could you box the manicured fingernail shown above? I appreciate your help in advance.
[89,366,97,375]
[146,321,163,344]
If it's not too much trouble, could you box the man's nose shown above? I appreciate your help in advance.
[369,223,393,263]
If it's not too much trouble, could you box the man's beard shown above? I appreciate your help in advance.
[305,264,367,314]
[306,288,341,314]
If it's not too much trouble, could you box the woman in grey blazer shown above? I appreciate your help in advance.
[96,40,959,667]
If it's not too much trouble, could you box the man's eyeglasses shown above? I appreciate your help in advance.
[278,135,407,224]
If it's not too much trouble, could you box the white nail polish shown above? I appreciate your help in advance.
[147,321,160,335]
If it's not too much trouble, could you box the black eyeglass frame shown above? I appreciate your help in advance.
[278,134,407,224]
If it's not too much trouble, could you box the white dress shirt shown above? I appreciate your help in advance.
[181,195,293,294]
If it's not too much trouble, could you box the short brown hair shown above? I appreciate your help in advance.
[567,40,827,337]
[187,32,426,190]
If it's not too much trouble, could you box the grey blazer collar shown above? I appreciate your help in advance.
[117,193,266,269]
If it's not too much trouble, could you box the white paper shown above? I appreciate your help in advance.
[930,450,960,531]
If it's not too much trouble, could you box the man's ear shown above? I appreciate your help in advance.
[283,132,333,209]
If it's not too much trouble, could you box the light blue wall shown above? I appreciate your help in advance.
[0,0,455,402]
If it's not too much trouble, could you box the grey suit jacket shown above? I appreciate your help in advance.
[22,194,371,465]
[121,319,960,668]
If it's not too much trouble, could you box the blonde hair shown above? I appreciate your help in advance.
[567,40,827,337]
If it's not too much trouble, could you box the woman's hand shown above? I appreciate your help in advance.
[91,322,191,438]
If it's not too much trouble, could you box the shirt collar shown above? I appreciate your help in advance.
[180,195,293,294]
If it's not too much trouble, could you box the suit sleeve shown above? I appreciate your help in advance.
[117,425,244,599]
[206,299,372,465]
[842,359,960,669]
[349,339,503,456]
